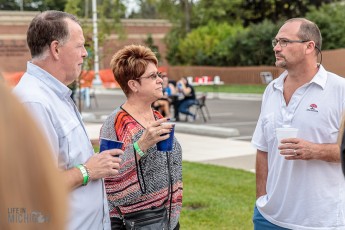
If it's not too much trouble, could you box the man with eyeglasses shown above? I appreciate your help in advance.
[252,18,345,229]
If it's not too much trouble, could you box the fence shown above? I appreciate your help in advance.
[165,48,345,85]
[166,66,283,85]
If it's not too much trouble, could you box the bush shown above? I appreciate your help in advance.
[228,20,281,66]
[306,3,345,50]
[178,22,244,65]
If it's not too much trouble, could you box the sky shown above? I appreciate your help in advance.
[124,0,140,17]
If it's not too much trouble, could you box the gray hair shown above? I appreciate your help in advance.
[26,10,80,59]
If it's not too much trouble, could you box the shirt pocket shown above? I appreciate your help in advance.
[57,119,91,169]
[261,113,276,144]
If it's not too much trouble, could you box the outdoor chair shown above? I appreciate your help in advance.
[192,94,211,122]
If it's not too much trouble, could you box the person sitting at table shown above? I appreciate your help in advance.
[152,73,176,117]
[176,77,196,121]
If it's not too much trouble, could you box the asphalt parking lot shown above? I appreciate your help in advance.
[79,89,263,142]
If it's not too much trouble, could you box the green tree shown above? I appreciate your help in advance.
[144,34,162,63]
[64,0,82,16]
[306,2,345,50]
[165,27,185,65]
[178,22,244,65]
[240,0,342,26]
[193,0,243,26]
[164,0,345,66]
[98,0,126,37]
[229,20,280,66]
[0,0,18,10]
[65,0,126,68]
[40,0,67,11]
[5,0,67,11]
[130,0,198,34]
[132,0,159,19]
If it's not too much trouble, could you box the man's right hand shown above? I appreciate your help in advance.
[84,149,123,180]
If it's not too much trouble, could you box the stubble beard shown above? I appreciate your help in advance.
[275,59,287,69]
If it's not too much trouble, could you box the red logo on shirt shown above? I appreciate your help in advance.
[307,103,318,112]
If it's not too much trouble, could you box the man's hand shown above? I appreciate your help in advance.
[84,149,123,180]
[278,138,340,162]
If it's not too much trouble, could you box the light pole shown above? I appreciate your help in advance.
[19,0,23,11]
[92,0,102,85]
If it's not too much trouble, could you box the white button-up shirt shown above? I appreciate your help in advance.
[14,62,110,230]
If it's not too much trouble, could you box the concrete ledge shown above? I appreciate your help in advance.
[82,113,240,138]
[174,123,239,138]
[81,112,96,121]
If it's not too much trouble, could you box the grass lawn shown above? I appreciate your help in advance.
[181,161,255,229]
[194,84,267,94]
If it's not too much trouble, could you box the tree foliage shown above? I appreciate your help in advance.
[240,0,342,26]
[228,20,280,66]
[0,0,66,11]
[0,0,19,10]
[3,0,345,67]
[166,0,345,66]
[129,0,198,34]
[64,0,126,71]
[165,28,185,65]
[193,0,243,26]
[178,22,244,65]
[144,34,162,63]
[306,3,345,50]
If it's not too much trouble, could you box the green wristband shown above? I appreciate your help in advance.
[133,141,145,157]
[76,164,89,186]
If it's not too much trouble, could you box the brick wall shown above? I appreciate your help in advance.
[0,11,172,72]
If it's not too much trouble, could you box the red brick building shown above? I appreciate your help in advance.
[0,11,172,72]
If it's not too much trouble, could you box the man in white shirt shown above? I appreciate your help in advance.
[14,11,122,230]
[252,18,345,229]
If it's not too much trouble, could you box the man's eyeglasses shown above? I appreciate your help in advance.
[136,72,163,81]
[272,38,310,48]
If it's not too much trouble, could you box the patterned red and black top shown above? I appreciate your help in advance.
[100,107,183,229]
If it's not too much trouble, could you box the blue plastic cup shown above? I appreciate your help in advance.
[99,138,124,156]
[157,124,175,151]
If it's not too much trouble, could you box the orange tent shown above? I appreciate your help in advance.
[79,70,95,88]
[1,71,25,87]
[158,66,167,74]
[99,69,119,89]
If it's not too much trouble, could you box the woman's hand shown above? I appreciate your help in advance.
[137,117,174,152]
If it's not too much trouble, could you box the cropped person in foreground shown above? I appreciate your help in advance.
[0,81,67,230]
